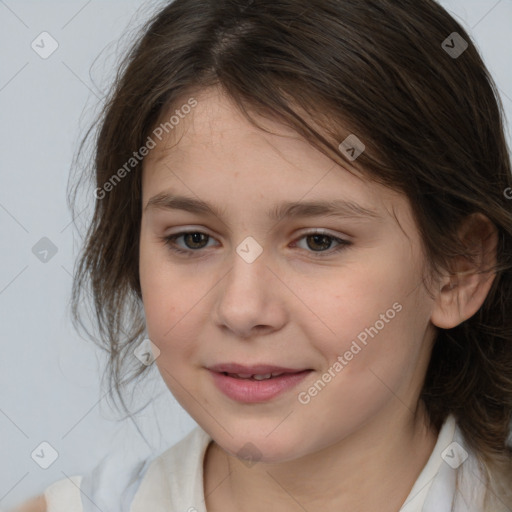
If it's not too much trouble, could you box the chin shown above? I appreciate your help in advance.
[211,425,308,465]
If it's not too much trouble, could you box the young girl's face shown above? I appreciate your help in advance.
[139,86,438,462]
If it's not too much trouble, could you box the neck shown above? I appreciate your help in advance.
[203,403,438,512]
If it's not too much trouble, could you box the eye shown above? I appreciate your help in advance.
[161,231,216,256]
[160,230,351,258]
[291,230,351,257]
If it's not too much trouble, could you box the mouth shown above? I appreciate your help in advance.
[220,371,296,381]
[207,363,313,403]
[208,362,310,375]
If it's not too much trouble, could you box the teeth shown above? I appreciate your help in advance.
[227,372,286,380]
[252,373,273,380]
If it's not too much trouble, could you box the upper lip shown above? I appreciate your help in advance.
[208,363,310,375]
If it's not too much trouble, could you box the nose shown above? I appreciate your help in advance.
[213,246,288,339]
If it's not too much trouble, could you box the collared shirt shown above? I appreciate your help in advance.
[44,415,489,512]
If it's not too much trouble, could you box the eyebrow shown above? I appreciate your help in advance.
[144,193,382,221]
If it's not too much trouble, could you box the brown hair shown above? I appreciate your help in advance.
[69,0,512,507]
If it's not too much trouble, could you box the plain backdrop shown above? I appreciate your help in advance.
[1,0,511,509]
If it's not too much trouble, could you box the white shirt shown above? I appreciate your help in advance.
[44,414,488,512]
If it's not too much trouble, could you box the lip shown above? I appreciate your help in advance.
[207,363,312,403]
[208,363,308,375]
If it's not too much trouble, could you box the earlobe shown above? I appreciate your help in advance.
[430,213,498,329]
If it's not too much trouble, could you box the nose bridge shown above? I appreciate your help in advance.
[223,237,270,306]
[214,236,285,336]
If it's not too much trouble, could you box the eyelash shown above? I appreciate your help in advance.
[160,230,352,258]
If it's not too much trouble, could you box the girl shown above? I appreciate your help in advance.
[14,0,512,510]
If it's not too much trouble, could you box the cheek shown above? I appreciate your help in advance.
[139,234,209,374]
[305,246,428,372]
[139,234,183,344]
[141,269,201,399]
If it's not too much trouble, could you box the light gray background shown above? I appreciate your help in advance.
[1,0,511,509]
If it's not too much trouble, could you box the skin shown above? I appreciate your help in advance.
[12,495,46,512]
[138,86,497,512]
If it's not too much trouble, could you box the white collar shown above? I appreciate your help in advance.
[81,414,487,512]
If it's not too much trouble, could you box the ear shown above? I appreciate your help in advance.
[430,213,498,329]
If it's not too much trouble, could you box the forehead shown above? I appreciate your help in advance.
[141,87,408,225]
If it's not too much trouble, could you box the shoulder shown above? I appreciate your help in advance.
[10,494,47,512]
[12,427,211,512]
[43,475,83,512]
[11,475,82,512]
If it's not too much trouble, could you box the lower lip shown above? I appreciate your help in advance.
[209,370,312,403]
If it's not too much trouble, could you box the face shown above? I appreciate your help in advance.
[139,87,437,463]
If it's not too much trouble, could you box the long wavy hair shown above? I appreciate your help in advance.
[69,0,512,508]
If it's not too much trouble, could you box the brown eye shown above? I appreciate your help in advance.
[162,231,215,256]
[305,234,335,252]
[181,232,209,249]
[293,231,351,257]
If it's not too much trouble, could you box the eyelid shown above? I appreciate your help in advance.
[297,227,349,238]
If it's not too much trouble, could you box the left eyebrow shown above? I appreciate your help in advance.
[269,198,382,221]
[144,193,383,221]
